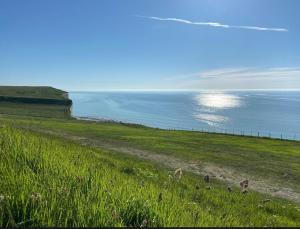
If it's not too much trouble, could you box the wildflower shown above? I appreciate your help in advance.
[174,168,183,180]
[31,193,42,202]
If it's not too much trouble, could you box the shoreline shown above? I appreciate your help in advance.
[74,116,149,128]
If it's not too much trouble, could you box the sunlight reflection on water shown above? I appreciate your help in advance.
[193,93,242,127]
[194,93,241,109]
[194,113,229,127]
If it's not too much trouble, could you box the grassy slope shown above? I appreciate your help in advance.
[6,117,300,193]
[0,125,299,227]
[0,86,67,100]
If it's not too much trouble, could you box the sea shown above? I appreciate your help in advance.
[69,90,300,140]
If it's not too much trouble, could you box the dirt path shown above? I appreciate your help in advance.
[22,126,300,203]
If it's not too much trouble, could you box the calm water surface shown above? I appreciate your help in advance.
[70,91,300,140]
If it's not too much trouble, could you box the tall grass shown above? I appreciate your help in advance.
[0,126,299,227]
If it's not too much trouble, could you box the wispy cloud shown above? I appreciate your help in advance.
[137,16,288,32]
[165,67,300,90]
[199,67,300,79]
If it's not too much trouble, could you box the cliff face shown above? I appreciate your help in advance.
[0,86,72,106]
[0,86,73,119]
[0,95,72,106]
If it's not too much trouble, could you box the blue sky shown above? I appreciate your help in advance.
[1,0,300,91]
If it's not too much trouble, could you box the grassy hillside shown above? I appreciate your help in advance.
[0,86,67,100]
[0,125,299,227]
[5,116,300,200]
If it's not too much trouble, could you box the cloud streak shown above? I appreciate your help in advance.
[165,67,300,90]
[167,67,300,82]
[199,67,300,79]
[139,16,288,32]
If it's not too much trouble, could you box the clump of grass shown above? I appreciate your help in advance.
[118,197,162,227]
[0,125,299,227]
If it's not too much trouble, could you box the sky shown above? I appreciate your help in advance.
[0,0,300,91]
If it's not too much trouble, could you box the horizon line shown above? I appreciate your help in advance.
[68,88,300,93]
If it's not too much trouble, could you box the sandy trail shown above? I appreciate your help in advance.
[22,126,300,203]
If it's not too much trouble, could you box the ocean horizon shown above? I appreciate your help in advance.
[69,90,300,140]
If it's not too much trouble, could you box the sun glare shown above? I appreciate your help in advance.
[195,93,241,109]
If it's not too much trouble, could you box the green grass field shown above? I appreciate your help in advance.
[0,125,299,227]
